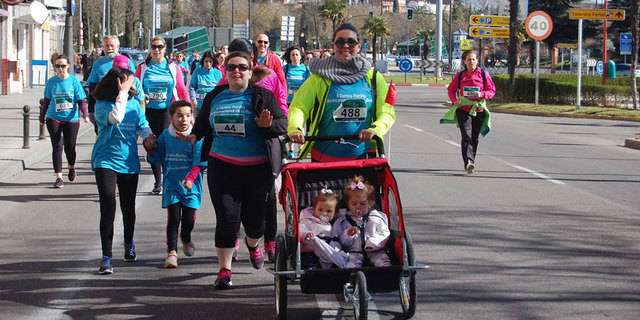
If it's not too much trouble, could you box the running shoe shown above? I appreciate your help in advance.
[124,242,137,262]
[98,256,113,275]
[264,240,276,263]
[232,239,240,261]
[68,168,77,182]
[245,237,264,270]
[214,268,232,290]
[164,251,178,268]
[54,178,64,189]
[182,241,195,257]
[152,182,162,195]
[466,161,475,174]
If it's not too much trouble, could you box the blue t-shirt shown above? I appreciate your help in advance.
[190,67,223,109]
[178,60,190,84]
[314,78,374,158]
[257,55,266,65]
[142,60,176,110]
[284,64,311,103]
[147,128,207,209]
[44,75,87,122]
[87,56,136,84]
[209,89,267,161]
[91,98,150,174]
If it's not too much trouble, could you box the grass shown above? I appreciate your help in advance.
[489,102,640,121]
[383,74,452,85]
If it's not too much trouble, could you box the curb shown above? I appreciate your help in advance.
[625,138,640,150]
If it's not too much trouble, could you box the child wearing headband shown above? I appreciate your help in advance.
[333,175,391,267]
[299,186,354,269]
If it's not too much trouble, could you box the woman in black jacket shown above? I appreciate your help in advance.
[181,50,287,290]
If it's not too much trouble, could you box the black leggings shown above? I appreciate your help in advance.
[46,119,80,173]
[166,203,197,252]
[456,108,486,168]
[145,108,170,184]
[208,157,272,248]
[264,185,277,243]
[95,168,139,257]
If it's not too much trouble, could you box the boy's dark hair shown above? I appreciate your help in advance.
[228,38,253,55]
[200,50,217,68]
[224,51,253,70]
[54,54,69,64]
[169,100,192,116]
[332,23,360,42]
[92,68,137,102]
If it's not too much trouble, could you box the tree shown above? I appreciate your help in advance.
[416,28,434,60]
[319,0,347,32]
[631,0,638,109]
[508,0,519,99]
[362,15,391,65]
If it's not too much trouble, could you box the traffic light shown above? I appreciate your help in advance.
[407,9,413,20]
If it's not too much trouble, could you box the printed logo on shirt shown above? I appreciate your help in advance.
[148,87,168,101]
[333,99,367,122]
[54,92,74,112]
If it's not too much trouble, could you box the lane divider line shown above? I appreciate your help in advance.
[403,124,424,132]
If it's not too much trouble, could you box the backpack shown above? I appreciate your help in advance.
[456,67,487,97]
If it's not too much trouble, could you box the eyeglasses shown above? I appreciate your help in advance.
[257,40,269,44]
[225,63,250,72]
[151,44,165,50]
[334,37,359,47]
[55,64,68,68]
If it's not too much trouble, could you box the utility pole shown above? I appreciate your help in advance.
[448,0,453,68]
[435,0,443,78]
[64,0,74,72]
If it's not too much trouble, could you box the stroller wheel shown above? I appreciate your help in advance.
[399,231,417,319]
[275,274,287,320]
[352,271,368,320]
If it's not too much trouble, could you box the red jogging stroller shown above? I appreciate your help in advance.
[270,135,428,320]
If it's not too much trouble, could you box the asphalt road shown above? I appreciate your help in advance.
[1,86,639,320]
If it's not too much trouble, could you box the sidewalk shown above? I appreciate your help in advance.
[0,86,92,182]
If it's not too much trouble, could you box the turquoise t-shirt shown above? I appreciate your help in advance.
[257,55,266,65]
[190,66,223,109]
[178,60,190,84]
[87,56,136,84]
[44,75,87,122]
[147,129,207,209]
[314,78,374,158]
[285,64,311,103]
[91,98,149,174]
[142,60,175,110]
[209,89,267,160]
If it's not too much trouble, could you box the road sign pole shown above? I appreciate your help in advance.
[535,40,540,106]
[577,19,582,110]
[602,0,608,85]
[405,72,407,83]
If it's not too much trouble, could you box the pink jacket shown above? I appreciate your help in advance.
[447,67,496,112]
[260,51,288,95]
[217,66,289,116]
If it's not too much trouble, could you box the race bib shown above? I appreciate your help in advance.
[196,88,212,100]
[333,99,367,122]
[214,114,245,137]
[54,94,73,112]
[463,86,480,98]
[148,87,168,101]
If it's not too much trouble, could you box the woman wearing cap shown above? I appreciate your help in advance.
[189,50,223,114]
[40,54,88,189]
[287,23,395,162]
[182,50,287,289]
[135,36,190,194]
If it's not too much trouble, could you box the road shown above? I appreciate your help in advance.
[1,86,639,319]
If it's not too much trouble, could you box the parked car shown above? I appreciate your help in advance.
[615,63,632,76]
[119,49,146,68]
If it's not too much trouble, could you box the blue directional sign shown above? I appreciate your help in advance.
[398,58,413,72]
[620,33,632,55]
[596,61,603,75]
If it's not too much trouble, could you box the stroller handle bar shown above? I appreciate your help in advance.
[283,134,385,158]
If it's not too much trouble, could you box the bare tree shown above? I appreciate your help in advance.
[631,0,638,109]
[508,0,518,99]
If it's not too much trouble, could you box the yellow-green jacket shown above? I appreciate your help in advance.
[287,68,396,159]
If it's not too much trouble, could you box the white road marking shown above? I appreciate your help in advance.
[445,140,460,147]
[403,124,424,132]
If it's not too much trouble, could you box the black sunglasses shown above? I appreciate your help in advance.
[225,63,250,72]
[151,44,165,50]
[257,40,269,44]
[55,64,68,68]
[334,37,358,47]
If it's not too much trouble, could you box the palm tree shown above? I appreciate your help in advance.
[362,16,390,66]
[319,0,347,33]
[416,28,435,60]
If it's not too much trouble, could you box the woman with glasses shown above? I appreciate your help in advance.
[135,36,190,194]
[91,67,156,274]
[287,23,395,162]
[181,51,287,290]
[40,55,88,189]
[189,50,223,113]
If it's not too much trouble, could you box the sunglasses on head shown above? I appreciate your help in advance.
[151,44,165,50]
[334,37,358,47]
[225,63,250,72]
[55,64,68,68]
[257,40,269,44]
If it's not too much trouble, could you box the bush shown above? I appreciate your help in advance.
[492,74,637,106]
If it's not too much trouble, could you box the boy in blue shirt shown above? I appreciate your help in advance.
[147,100,207,268]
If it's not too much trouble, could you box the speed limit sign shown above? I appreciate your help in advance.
[525,11,553,41]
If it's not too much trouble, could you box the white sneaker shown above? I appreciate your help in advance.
[466,161,475,174]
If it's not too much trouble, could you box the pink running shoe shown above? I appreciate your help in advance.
[214,268,232,290]
[264,241,276,263]
[245,237,264,270]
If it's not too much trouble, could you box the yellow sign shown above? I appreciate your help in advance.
[460,39,472,50]
[469,27,510,38]
[557,43,577,49]
[569,9,625,20]
[469,15,510,27]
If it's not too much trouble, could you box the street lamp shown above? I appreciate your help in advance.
[300,32,305,50]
